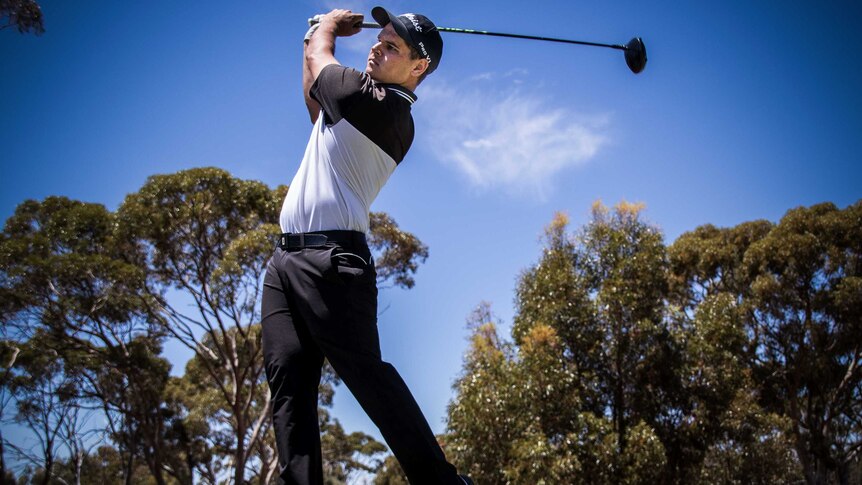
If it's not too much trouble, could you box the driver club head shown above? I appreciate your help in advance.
[624,37,647,74]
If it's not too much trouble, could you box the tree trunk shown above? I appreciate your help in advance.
[263,453,279,485]
[40,441,53,485]
[123,453,134,485]
[74,449,83,485]
[234,450,246,485]
[613,318,627,485]
[143,435,167,485]
[0,432,6,483]
[234,426,247,485]
[148,455,168,485]
[838,460,849,485]
[614,320,628,452]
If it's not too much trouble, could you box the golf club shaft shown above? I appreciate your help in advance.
[308,18,630,51]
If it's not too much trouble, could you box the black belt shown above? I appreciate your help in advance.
[277,230,366,250]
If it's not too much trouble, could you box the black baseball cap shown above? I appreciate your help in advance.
[371,7,443,75]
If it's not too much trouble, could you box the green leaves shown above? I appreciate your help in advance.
[320,414,387,482]
[368,212,429,289]
[2,167,430,483]
[0,0,44,34]
[117,167,276,289]
[448,200,861,484]
[1,196,156,339]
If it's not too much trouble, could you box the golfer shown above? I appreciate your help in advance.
[261,7,472,485]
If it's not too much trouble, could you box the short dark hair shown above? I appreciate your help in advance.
[408,45,430,85]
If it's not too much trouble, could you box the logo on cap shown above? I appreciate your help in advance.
[403,13,423,32]
[417,41,431,62]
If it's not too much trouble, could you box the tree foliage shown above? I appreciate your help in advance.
[4,170,858,484]
[0,196,171,483]
[448,200,860,484]
[0,0,43,34]
[1,167,430,483]
[450,205,672,484]
[368,213,429,289]
[116,167,280,483]
[745,202,862,484]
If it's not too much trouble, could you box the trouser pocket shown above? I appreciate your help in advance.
[329,247,373,283]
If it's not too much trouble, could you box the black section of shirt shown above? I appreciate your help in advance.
[310,64,416,164]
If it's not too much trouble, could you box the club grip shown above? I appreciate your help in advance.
[307,15,382,29]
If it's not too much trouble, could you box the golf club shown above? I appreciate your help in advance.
[307,17,647,74]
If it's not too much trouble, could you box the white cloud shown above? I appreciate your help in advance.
[469,72,495,82]
[418,78,611,199]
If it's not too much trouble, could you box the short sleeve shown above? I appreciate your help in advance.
[310,64,372,125]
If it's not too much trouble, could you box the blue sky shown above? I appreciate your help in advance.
[2,0,861,456]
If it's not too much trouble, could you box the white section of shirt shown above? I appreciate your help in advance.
[280,113,397,234]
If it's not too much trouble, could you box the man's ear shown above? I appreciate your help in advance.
[411,58,429,79]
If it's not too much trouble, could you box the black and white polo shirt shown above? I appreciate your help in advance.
[280,64,417,234]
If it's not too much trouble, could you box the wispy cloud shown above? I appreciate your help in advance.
[418,74,612,199]
[469,72,495,82]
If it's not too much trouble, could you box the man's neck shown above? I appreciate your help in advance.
[400,80,419,92]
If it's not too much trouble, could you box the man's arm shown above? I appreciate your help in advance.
[302,35,322,123]
[303,9,363,124]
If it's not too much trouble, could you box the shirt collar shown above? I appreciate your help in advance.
[383,84,418,105]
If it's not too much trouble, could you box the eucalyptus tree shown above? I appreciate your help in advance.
[117,167,429,483]
[670,201,862,484]
[0,196,170,483]
[744,202,862,485]
[448,201,842,484]
[449,207,668,484]
[0,168,435,483]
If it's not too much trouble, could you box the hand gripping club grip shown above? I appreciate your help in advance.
[307,15,381,29]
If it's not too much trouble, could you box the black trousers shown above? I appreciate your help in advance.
[261,232,460,484]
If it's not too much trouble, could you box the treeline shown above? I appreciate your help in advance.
[3,168,860,484]
[0,168,428,484]
[445,201,862,485]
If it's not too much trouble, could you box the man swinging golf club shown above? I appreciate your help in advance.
[261,6,473,485]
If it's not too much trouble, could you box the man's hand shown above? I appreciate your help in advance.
[319,9,364,37]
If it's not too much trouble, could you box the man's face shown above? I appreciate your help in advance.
[366,24,422,86]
